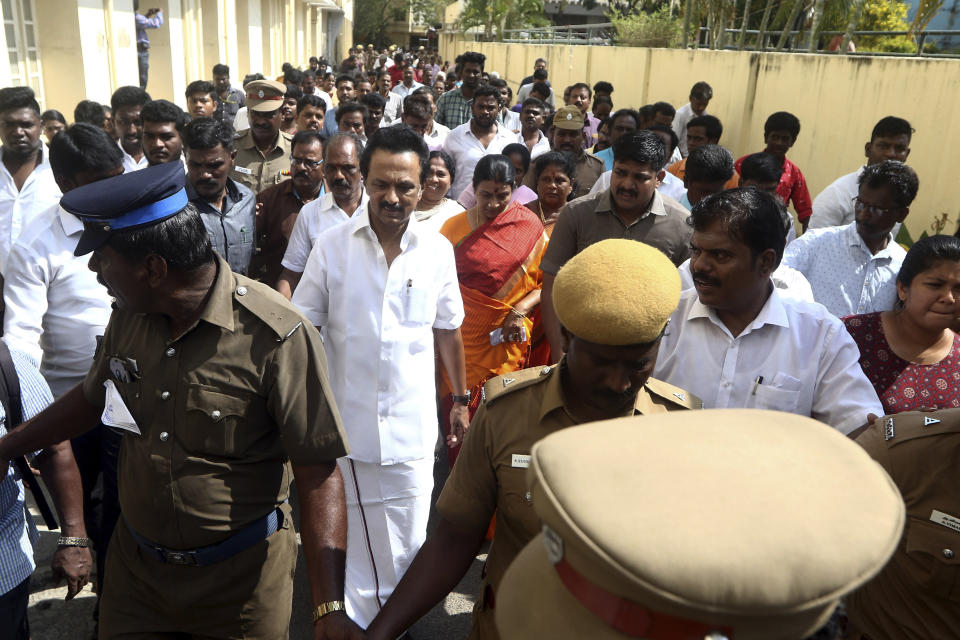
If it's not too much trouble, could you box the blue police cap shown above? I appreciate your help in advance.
[62,162,189,256]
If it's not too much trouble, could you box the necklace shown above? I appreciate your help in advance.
[536,200,546,224]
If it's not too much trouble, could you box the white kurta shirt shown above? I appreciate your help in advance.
[0,147,62,275]
[291,209,464,464]
[280,189,369,273]
[809,167,863,229]
[654,288,883,434]
[519,130,551,160]
[424,121,451,149]
[782,221,905,318]
[118,141,148,174]
[3,204,112,397]
[442,122,517,199]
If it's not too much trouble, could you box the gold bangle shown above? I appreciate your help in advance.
[509,308,526,319]
[312,600,346,624]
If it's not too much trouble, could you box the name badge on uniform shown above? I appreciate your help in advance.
[234,166,253,175]
[109,356,139,383]
[931,509,960,534]
[511,454,531,468]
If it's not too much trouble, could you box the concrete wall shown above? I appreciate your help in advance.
[439,38,960,240]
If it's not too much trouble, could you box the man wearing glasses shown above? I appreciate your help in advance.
[251,130,326,286]
[277,132,368,299]
[783,160,919,318]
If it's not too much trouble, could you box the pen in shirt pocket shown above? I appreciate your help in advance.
[751,376,764,395]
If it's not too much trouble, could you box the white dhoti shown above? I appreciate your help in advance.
[338,456,434,627]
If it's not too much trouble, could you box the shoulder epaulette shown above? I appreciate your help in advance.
[874,408,960,447]
[645,377,702,410]
[483,365,555,406]
[232,275,304,342]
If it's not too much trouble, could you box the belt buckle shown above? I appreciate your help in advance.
[159,547,198,565]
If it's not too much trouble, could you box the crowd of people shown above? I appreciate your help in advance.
[0,39,954,640]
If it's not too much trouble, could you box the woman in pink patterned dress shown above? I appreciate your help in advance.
[843,235,960,414]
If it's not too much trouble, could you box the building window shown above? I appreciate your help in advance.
[2,0,43,101]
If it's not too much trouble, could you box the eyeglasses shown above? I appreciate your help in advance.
[853,196,901,216]
[290,156,322,170]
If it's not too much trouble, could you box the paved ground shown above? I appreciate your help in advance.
[27,451,481,639]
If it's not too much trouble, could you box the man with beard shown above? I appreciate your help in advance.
[231,79,292,193]
[322,75,357,138]
[360,93,386,140]
[442,84,516,200]
[251,131,325,286]
[277,132,367,299]
[184,117,257,275]
[540,131,691,360]
[111,85,151,173]
[279,84,301,135]
[140,99,188,166]
[521,106,604,199]
[435,51,485,129]
[184,80,218,118]
[295,94,326,133]
[0,87,61,277]
[212,63,245,126]
[517,98,550,159]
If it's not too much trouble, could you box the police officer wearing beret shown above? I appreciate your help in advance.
[366,239,700,640]
[0,162,364,640]
[232,79,294,194]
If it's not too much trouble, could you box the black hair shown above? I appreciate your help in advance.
[592,95,613,111]
[532,151,577,197]
[690,81,713,101]
[687,114,722,142]
[303,69,316,80]
[900,235,960,287]
[764,111,801,139]
[309,56,319,64]
[411,86,434,99]
[472,84,502,106]
[568,82,592,98]
[74,100,106,126]
[612,130,666,171]
[689,188,788,265]
[185,80,216,99]
[532,68,548,81]
[488,77,511,100]
[335,74,355,88]
[858,160,919,208]
[739,152,784,183]
[285,68,304,85]
[652,101,675,118]
[243,73,265,85]
[429,149,456,185]
[106,204,215,272]
[597,117,611,134]
[686,144,734,183]
[336,103,369,124]
[638,104,656,122]
[297,94,327,113]
[41,109,66,124]
[472,154,515,189]
[501,142,531,173]
[323,131,364,162]
[521,97,546,113]
[593,81,614,95]
[212,63,230,76]
[530,82,551,99]
[181,117,234,151]
[871,116,913,141]
[140,100,189,131]
[291,129,326,150]
[360,92,387,112]
[111,86,151,112]
[609,108,641,129]
[284,84,303,101]
[360,124,429,184]
[48,123,123,181]
[402,94,433,120]
[0,86,40,116]
[281,62,293,72]
[647,123,679,157]
[456,51,486,70]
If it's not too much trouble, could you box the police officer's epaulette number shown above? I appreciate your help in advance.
[875,408,960,447]
[483,366,554,405]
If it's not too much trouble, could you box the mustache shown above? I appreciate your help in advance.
[594,388,638,404]
[616,188,638,197]
[378,201,403,212]
[691,272,721,287]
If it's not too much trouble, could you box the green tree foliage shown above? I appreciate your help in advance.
[354,0,447,45]
[458,0,549,40]
[611,6,687,47]
[854,0,917,51]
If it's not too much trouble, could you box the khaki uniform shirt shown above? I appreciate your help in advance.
[542,188,692,274]
[847,409,960,640]
[436,363,698,638]
[522,151,605,200]
[82,255,348,549]
[231,129,293,194]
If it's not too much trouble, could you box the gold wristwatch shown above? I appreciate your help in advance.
[312,600,346,623]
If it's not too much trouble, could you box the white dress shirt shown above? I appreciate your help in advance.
[442,122,518,199]
[0,148,62,275]
[118,141,148,174]
[809,167,863,229]
[520,130,551,160]
[391,81,423,98]
[589,169,687,202]
[677,259,815,303]
[671,102,702,158]
[424,121,451,149]
[3,204,112,397]
[281,189,370,273]
[381,92,404,124]
[291,209,464,464]
[316,90,335,114]
[501,109,521,133]
[782,221,905,318]
[654,288,882,433]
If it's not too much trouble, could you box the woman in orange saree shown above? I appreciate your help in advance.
[438,154,548,464]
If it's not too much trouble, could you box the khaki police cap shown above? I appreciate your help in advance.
[496,410,905,640]
[553,105,585,130]
[553,238,680,345]
[244,79,286,112]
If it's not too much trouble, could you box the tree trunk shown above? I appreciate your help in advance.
[683,0,694,48]
[807,0,826,51]
[839,0,864,53]
[739,0,754,49]
[757,0,777,50]
[776,0,805,50]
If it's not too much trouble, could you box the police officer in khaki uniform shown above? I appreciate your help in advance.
[0,162,365,640]
[846,408,960,639]
[522,105,606,198]
[366,239,700,640]
[231,79,294,194]
[496,409,906,640]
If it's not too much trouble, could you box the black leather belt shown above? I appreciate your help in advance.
[124,506,284,566]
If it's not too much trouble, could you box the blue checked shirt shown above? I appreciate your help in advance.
[435,88,473,129]
[0,343,54,595]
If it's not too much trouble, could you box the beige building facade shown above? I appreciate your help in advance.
[0,0,353,115]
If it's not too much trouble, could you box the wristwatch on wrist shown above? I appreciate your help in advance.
[451,390,471,406]
[57,536,93,548]
[312,600,345,623]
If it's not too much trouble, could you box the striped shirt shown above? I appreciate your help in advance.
[435,88,473,129]
[0,343,54,595]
